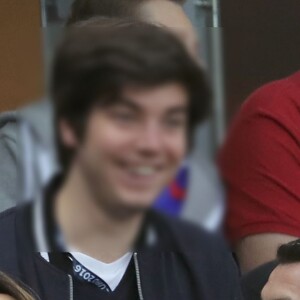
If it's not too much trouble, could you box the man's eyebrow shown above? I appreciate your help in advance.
[112,100,188,115]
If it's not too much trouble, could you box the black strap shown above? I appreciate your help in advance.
[48,252,112,292]
[48,252,73,274]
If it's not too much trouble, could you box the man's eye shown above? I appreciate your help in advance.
[164,118,186,129]
[112,111,135,122]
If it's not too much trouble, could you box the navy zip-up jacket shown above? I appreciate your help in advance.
[0,203,242,300]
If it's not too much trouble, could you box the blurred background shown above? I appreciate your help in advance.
[1,0,300,157]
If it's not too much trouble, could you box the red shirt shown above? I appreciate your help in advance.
[219,71,300,244]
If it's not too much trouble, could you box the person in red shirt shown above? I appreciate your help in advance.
[219,71,300,273]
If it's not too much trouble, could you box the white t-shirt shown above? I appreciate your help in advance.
[40,251,132,291]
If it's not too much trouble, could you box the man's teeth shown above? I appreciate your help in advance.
[130,166,156,176]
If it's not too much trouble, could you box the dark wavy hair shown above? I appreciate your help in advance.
[277,239,300,264]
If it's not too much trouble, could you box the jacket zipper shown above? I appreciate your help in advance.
[68,274,74,300]
[133,252,144,300]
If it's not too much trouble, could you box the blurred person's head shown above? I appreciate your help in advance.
[51,18,208,218]
[67,0,199,60]
[0,272,35,300]
[261,239,300,300]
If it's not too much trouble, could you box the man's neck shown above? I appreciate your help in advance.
[54,166,144,263]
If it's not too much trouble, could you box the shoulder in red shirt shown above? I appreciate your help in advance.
[219,71,300,244]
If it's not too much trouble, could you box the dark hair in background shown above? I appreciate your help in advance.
[51,18,209,175]
[277,239,300,264]
[67,0,186,25]
[0,272,36,300]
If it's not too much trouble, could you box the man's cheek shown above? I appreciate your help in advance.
[168,138,186,161]
[100,128,132,149]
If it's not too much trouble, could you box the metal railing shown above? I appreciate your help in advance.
[194,0,225,148]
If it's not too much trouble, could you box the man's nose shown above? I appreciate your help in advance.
[135,123,164,155]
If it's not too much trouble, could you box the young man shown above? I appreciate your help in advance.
[0,0,224,232]
[0,19,241,299]
[0,0,197,209]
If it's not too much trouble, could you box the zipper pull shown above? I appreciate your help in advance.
[133,253,144,300]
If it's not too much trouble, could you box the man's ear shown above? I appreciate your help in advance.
[59,119,78,148]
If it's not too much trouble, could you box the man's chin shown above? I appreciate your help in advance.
[119,198,153,213]
[100,197,152,221]
[117,189,159,208]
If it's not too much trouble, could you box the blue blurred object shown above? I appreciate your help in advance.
[154,166,188,216]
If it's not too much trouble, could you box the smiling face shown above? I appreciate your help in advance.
[62,82,188,216]
[261,263,300,300]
